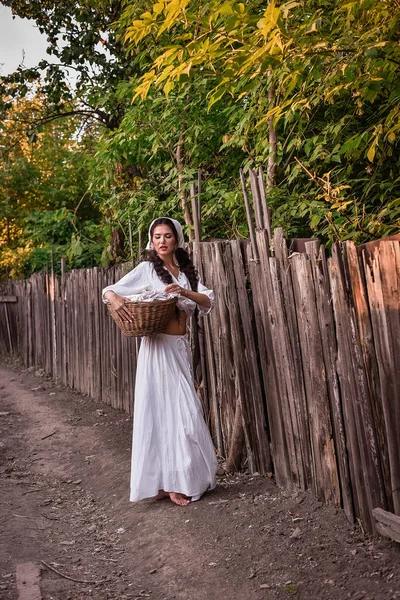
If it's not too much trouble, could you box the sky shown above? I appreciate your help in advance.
[0,5,50,75]
[0,5,107,86]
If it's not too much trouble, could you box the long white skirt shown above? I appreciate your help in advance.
[130,333,217,502]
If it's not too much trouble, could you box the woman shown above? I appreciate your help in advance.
[102,217,217,507]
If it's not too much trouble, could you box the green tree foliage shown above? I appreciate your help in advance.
[0,1,149,267]
[1,0,399,282]
[1,0,246,263]
[0,96,105,279]
[119,0,400,243]
[91,77,249,246]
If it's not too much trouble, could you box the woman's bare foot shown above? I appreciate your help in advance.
[169,492,191,506]
[155,490,169,500]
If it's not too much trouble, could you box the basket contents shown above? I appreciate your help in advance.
[125,290,177,302]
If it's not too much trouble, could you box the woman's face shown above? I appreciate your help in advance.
[152,224,176,259]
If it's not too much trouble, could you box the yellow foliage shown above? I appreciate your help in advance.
[257,1,280,39]
[367,142,376,163]
[0,243,33,279]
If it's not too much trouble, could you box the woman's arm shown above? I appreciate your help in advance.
[104,290,133,322]
[102,261,150,301]
[164,283,211,310]
[102,262,150,322]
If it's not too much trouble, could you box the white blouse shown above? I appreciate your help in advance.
[102,261,214,317]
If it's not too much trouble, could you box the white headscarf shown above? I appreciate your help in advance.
[146,217,186,250]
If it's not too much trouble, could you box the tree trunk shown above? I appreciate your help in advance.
[109,226,125,264]
[267,81,277,189]
[176,133,194,240]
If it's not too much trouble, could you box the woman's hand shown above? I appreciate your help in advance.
[165,283,187,296]
[104,291,133,322]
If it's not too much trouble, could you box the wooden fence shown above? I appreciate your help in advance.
[1,221,399,535]
[0,261,139,414]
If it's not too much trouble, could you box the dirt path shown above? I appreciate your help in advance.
[0,358,399,600]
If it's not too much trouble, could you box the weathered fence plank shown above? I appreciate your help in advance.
[329,244,386,532]
[274,229,311,490]
[268,257,303,487]
[290,251,340,506]
[307,242,353,521]
[249,230,290,486]
[199,244,221,452]
[345,242,391,510]
[372,508,400,543]
[363,241,400,515]
[213,241,253,472]
[193,242,223,455]
[231,239,271,474]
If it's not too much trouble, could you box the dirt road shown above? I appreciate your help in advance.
[0,358,399,600]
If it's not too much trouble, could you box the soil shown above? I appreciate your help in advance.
[0,357,399,600]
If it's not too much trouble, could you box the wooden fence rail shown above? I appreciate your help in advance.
[1,229,399,535]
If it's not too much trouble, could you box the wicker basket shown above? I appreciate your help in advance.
[107,297,177,337]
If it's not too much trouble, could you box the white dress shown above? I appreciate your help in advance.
[102,261,217,501]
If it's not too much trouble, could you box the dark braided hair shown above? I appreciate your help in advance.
[145,218,199,291]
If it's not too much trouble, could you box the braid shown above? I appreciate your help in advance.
[175,248,199,292]
[146,250,173,285]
